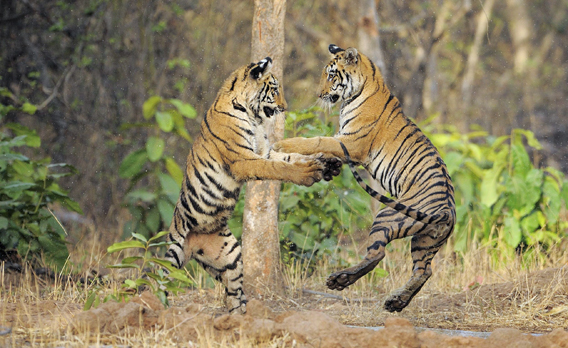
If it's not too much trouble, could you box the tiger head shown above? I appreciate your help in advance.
[318,44,366,106]
[224,57,287,121]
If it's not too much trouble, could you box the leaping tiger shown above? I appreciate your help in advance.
[163,57,342,314]
[273,45,456,312]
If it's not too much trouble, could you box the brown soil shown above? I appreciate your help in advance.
[2,267,568,347]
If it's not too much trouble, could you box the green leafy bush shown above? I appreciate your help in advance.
[119,96,196,239]
[0,90,82,270]
[421,119,568,252]
[84,231,194,310]
[278,109,371,260]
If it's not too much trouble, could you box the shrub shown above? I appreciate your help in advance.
[84,231,194,310]
[421,118,568,252]
[119,96,196,239]
[0,89,82,270]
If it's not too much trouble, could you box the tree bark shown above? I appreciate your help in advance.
[358,0,387,81]
[401,2,451,120]
[242,0,286,298]
[505,0,534,130]
[505,0,531,75]
[461,0,495,108]
[358,0,386,215]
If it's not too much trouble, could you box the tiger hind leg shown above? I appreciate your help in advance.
[383,224,453,312]
[326,215,393,291]
[186,228,247,314]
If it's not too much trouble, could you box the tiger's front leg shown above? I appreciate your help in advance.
[268,150,342,181]
[185,228,247,314]
[272,136,347,159]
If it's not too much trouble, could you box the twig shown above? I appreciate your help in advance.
[47,207,68,236]
[37,65,75,111]
[302,289,378,303]
[0,12,31,24]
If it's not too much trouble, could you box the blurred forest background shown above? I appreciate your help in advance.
[1,0,567,235]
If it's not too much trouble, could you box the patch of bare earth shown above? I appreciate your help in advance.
[1,267,567,347]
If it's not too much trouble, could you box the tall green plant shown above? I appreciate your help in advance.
[84,231,194,310]
[119,96,196,238]
[0,88,82,270]
[421,118,568,252]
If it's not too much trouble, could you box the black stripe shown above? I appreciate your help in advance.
[202,187,222,200]
[232,99,247,112]
[341,111,361,129]
[234,142,254,152]
[165,250,182,268]
[179,194,192,213]
[369,57,376,80]
[225,252,242,270]
[193,167,207,187]
[230,273,244,282]
[342,85,364,106]
[367,240,387,251]
[227,241,239,255]
[204,112,229,146]
[237,125,254,136]
[186,193,207,215]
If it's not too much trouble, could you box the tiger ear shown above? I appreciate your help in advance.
[344,48,358,65]
[329,44,345,54]
[250,57,273,80]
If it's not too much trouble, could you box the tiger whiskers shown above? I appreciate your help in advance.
[315,98,333,114]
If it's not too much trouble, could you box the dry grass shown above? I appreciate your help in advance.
[1,228,567,347]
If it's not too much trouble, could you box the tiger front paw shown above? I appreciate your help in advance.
[290,156,324,187]
[318,155,342,181]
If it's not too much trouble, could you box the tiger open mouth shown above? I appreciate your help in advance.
[263,106,275,117]
[321,93,340,104]
[263,106,284,117]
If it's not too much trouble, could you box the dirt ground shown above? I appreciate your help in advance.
[1,267,568,347]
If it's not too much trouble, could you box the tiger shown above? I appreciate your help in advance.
[273,45,456,312]
[163,57,342,315]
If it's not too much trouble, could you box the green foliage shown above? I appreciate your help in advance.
[120,96,196,239]
[0,96,82,270]
[421,118,568,253]
[85,231,194,310]
[279,109,372,261]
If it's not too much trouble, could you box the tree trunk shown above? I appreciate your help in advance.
[401,2,451,120]
[242,0,287,298]
[505,0,531,75]
[358,0,386,215]
[358,0,387,81]
[505,0,534,130]
[461,0,495,108]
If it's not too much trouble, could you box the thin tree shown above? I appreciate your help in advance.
[242,0,287,297]
[358,0,387,215]
[461,0,495,108]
